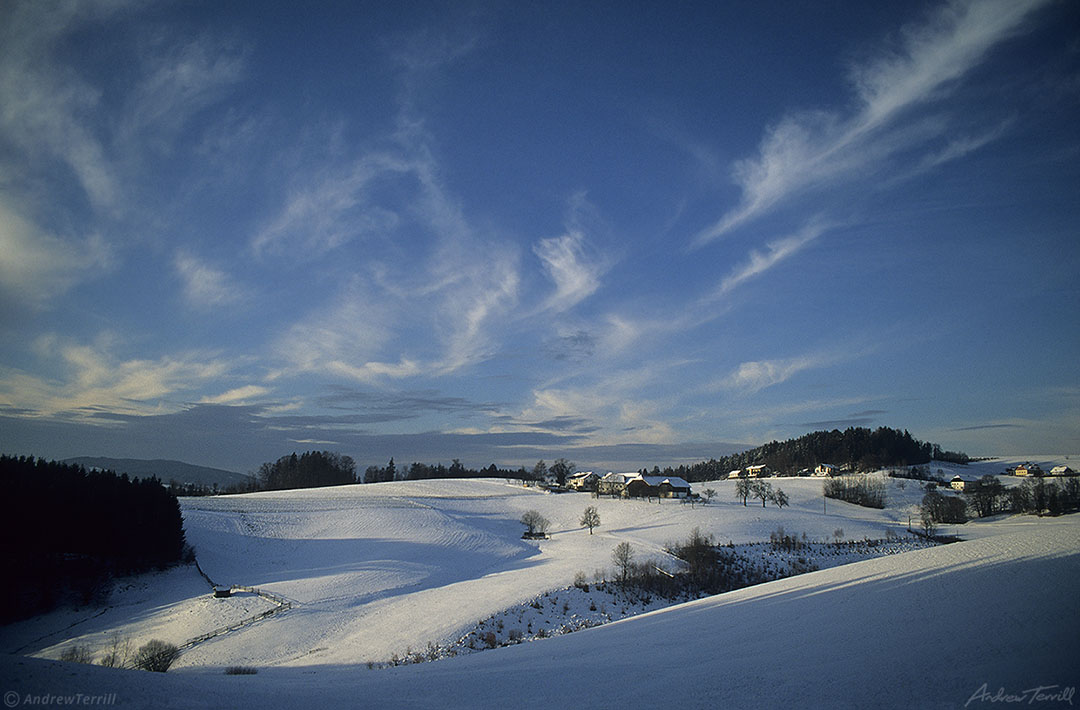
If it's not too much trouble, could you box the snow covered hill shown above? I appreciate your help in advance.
[2,472,1078,708]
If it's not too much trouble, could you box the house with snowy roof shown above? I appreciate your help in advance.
[567,471,599,491]
[625,475,692,499]
[950,476,974,492]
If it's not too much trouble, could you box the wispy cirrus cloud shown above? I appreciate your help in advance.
[120,33,245,150]
[0,334,231,419]
[0,3,125,210]
[709,219,830,300]
[716,343,871,395]
[199,385,271,406]
[250,153,410,257]
[0,198,112,311]
[534,231,604,313]
[174,251,245,309]
[693,0,1052,246]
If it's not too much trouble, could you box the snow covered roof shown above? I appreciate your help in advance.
[635,475,690,489]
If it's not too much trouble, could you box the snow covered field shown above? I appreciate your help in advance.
[2,462,1078,708]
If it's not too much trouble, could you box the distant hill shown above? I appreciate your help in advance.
[63,457,250,488]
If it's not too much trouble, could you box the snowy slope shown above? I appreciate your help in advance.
[3,518,1077,710]
[6,474,1071,669]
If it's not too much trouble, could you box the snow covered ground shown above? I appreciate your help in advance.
[2,464,1078,708]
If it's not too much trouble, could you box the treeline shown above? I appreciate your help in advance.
[651,427,969,483]
[363,458,537,484]
[256,451,356,491]
[0,455,187,623]
[965,475,1080,518]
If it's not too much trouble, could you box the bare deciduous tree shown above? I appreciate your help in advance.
[612,541,634,585]
[580,506,600,534]
[520,510,550,538]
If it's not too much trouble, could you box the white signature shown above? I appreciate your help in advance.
[966,683,1075,707]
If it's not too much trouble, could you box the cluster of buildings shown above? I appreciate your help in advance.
[566,471,692,499]
[1011,463,1075,477]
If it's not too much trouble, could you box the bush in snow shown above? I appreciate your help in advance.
[99,633,132,669]
[132,639,180,672]
[60,645,94,665]
[520,510,550,538]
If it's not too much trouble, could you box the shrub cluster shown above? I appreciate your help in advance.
[823,476,886,509]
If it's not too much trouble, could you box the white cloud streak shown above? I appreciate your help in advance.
[199,385,271,405]
[0,334,231,418]
[534,231,602,313]
[711,220,829,300]
[693,0,1052,246]
[250,153,410,257]
[174,251,244,308]
[0,197,112,310]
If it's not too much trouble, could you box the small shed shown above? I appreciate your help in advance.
[213,585,232,598]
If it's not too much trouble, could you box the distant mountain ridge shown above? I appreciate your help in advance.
[63,457,250,488]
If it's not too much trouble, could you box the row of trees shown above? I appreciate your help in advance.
[256,451,356,491]
[823,476,887,509]
[0,455,187,622]
[734,479,789,508]
[917,476,1080,537]
[965,475,1080,518]
[363,458,544,485]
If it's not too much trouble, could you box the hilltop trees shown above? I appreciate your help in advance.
[257,451,356,490]
[644,427,967,482]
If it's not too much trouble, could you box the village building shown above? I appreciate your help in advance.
[1050,465,1075,476]
[597,472,634,496]
[625,475,692,499]
[728,469,743,479]
[567,471,599,491]
[597,472,691,498]
[813,464,837,477]
[745,464,769,478]
[1014,463,1044,476]
[950,476,972,492]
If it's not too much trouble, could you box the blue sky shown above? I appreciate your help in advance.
[1,0,1078,474]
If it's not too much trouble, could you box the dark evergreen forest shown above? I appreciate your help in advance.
[0,455,187,623]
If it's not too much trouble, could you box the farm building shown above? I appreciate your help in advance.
[567,471,600,491]
[950,476,973,492]
[625,475,692,499]
[597,472,691,498]
[813,464,837,477]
